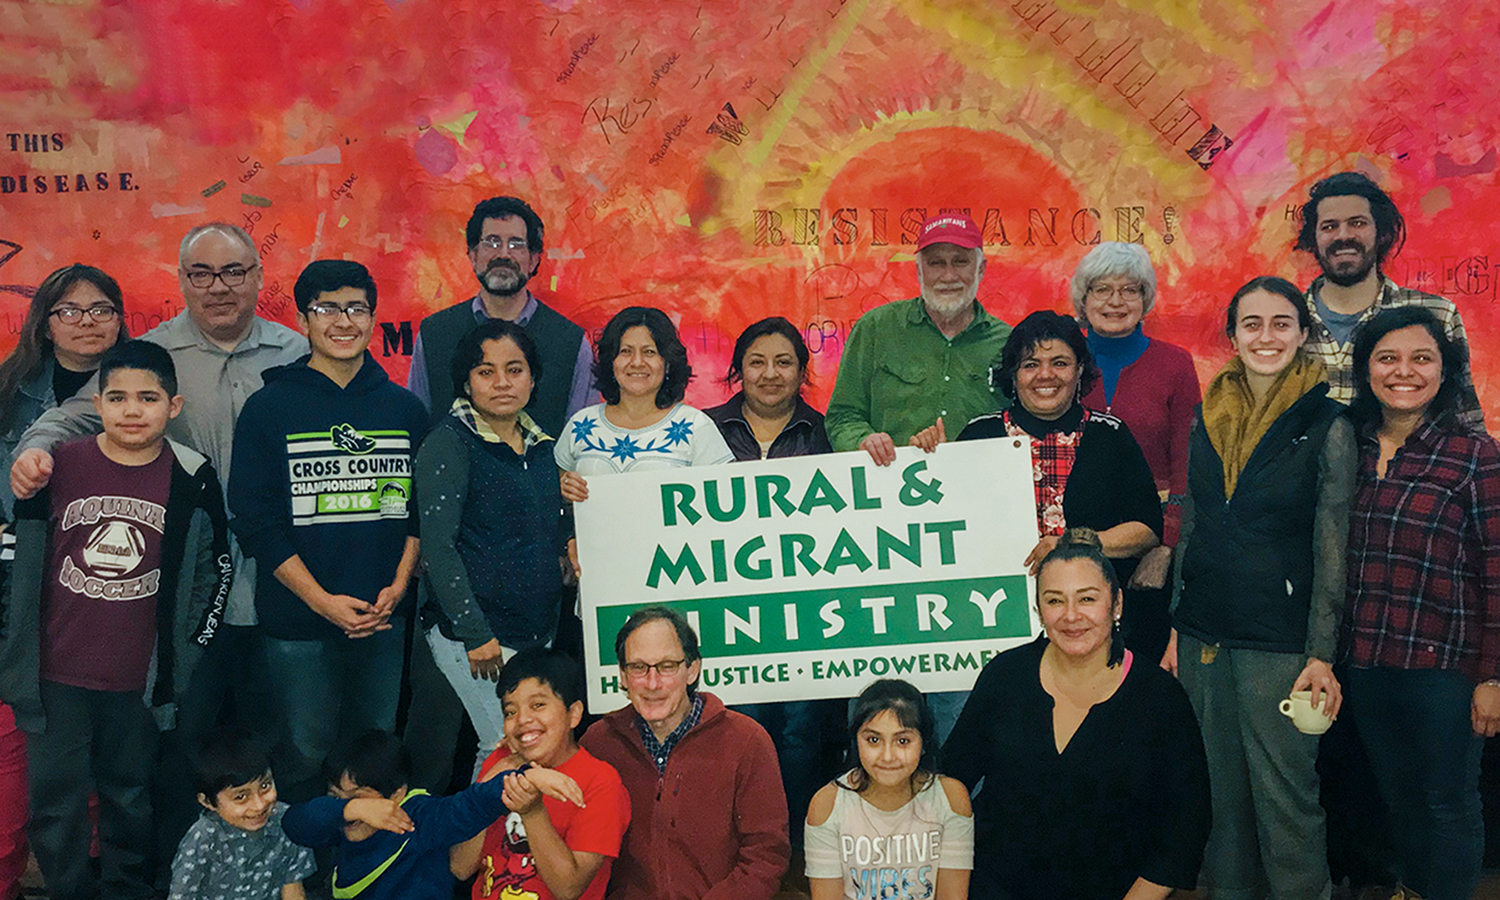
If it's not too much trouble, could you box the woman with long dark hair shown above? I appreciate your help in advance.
[706,316,832,460]
[705,316,832,849]
[0,262,128,900]
[0,264,129,519]
[1341,306,1500,900]
[805,679,972,900]
[413,319,569,772]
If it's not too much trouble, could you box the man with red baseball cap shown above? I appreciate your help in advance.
[825,212,1012,467]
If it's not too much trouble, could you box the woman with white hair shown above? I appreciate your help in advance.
[1071,242,1200,665]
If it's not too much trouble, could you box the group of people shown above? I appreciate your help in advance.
[0,171,1492,900]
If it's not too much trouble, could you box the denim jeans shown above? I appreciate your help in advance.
[0,702,26,900]
[263,627,404,802]
[425,626,513,779]
[25,682,157,900]
[1344,666,1483,900]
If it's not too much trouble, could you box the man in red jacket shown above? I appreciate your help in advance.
[580,606,789,900]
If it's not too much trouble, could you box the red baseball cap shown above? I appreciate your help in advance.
[917,213,983,250]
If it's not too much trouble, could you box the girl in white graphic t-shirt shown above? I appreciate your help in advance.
[804,679,973,900]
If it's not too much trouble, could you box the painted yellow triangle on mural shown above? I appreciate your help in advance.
[675,213,691,226]
[437,112,479,145]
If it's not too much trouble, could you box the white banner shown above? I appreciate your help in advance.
[574,437,1041,711]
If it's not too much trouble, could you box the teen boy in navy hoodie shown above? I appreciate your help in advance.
[228,259,427,802]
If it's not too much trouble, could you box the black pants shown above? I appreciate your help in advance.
[154,623,278,881]
[25,681,157,900]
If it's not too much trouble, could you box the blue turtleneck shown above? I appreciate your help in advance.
[1087,326,1150,406]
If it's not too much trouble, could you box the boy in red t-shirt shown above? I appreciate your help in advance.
[452,648,631,900]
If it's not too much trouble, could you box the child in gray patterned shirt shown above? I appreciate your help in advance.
[170,727,315,900]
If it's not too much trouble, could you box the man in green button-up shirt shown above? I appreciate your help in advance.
[825,213,1012,464]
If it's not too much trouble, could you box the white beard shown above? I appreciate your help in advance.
[921,281,979,316]
[918,257,983,316]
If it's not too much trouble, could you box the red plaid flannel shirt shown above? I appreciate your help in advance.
[1344,419,1500,682]
[1005,408,1088,536]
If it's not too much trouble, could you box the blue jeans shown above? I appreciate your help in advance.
[1344,666,1483,900]
[264,627,404,802]
[426,626,512,780]
[25,682,157,900]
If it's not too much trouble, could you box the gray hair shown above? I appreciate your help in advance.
[1068,242,1157,318]
[179,222,257,267]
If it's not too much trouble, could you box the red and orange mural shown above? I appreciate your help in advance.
[4,0,1497,421]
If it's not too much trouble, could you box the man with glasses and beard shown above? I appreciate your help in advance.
[825,212,1012,469]
[1296,171,1482,425]
[404,197,594,793]
[407,197,594,437]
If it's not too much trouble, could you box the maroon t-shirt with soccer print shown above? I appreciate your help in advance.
[40,436,174,693]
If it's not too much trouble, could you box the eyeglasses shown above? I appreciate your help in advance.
[1087,282,1144,301]
[50,306,119,324]
[183,264,258,289]
[305,304,373,323]
[621,658,686,678]
[476,235,530,252]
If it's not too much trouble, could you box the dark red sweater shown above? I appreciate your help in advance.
[1080,338,1200,545]
[580,692,789,900]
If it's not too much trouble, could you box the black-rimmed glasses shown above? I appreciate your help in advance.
[49,306,119,324]
[183,264,258,289]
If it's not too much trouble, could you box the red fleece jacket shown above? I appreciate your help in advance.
[580,692,789,900]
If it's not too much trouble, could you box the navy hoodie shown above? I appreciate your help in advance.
[228,352,427,641]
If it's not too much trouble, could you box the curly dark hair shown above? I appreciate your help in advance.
[466,196,544,254]
[991,310,1098,403]
[1294,172,1405,266]
[1348,305,1468,431]
[594,306,691,408]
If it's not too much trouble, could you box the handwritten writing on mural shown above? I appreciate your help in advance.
[6,1,1500,428]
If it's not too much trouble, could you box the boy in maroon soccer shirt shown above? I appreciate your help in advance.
[0,340,229,900]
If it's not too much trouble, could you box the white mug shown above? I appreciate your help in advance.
[1279,690,1332,735]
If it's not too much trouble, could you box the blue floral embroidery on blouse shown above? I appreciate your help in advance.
[571,415,693,461]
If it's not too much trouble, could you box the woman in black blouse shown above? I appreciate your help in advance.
[948,311,1165,656]
[943,531,1211,900]
[705,316,832,460]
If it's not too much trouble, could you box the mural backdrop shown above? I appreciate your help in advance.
[4,0,1497,423]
